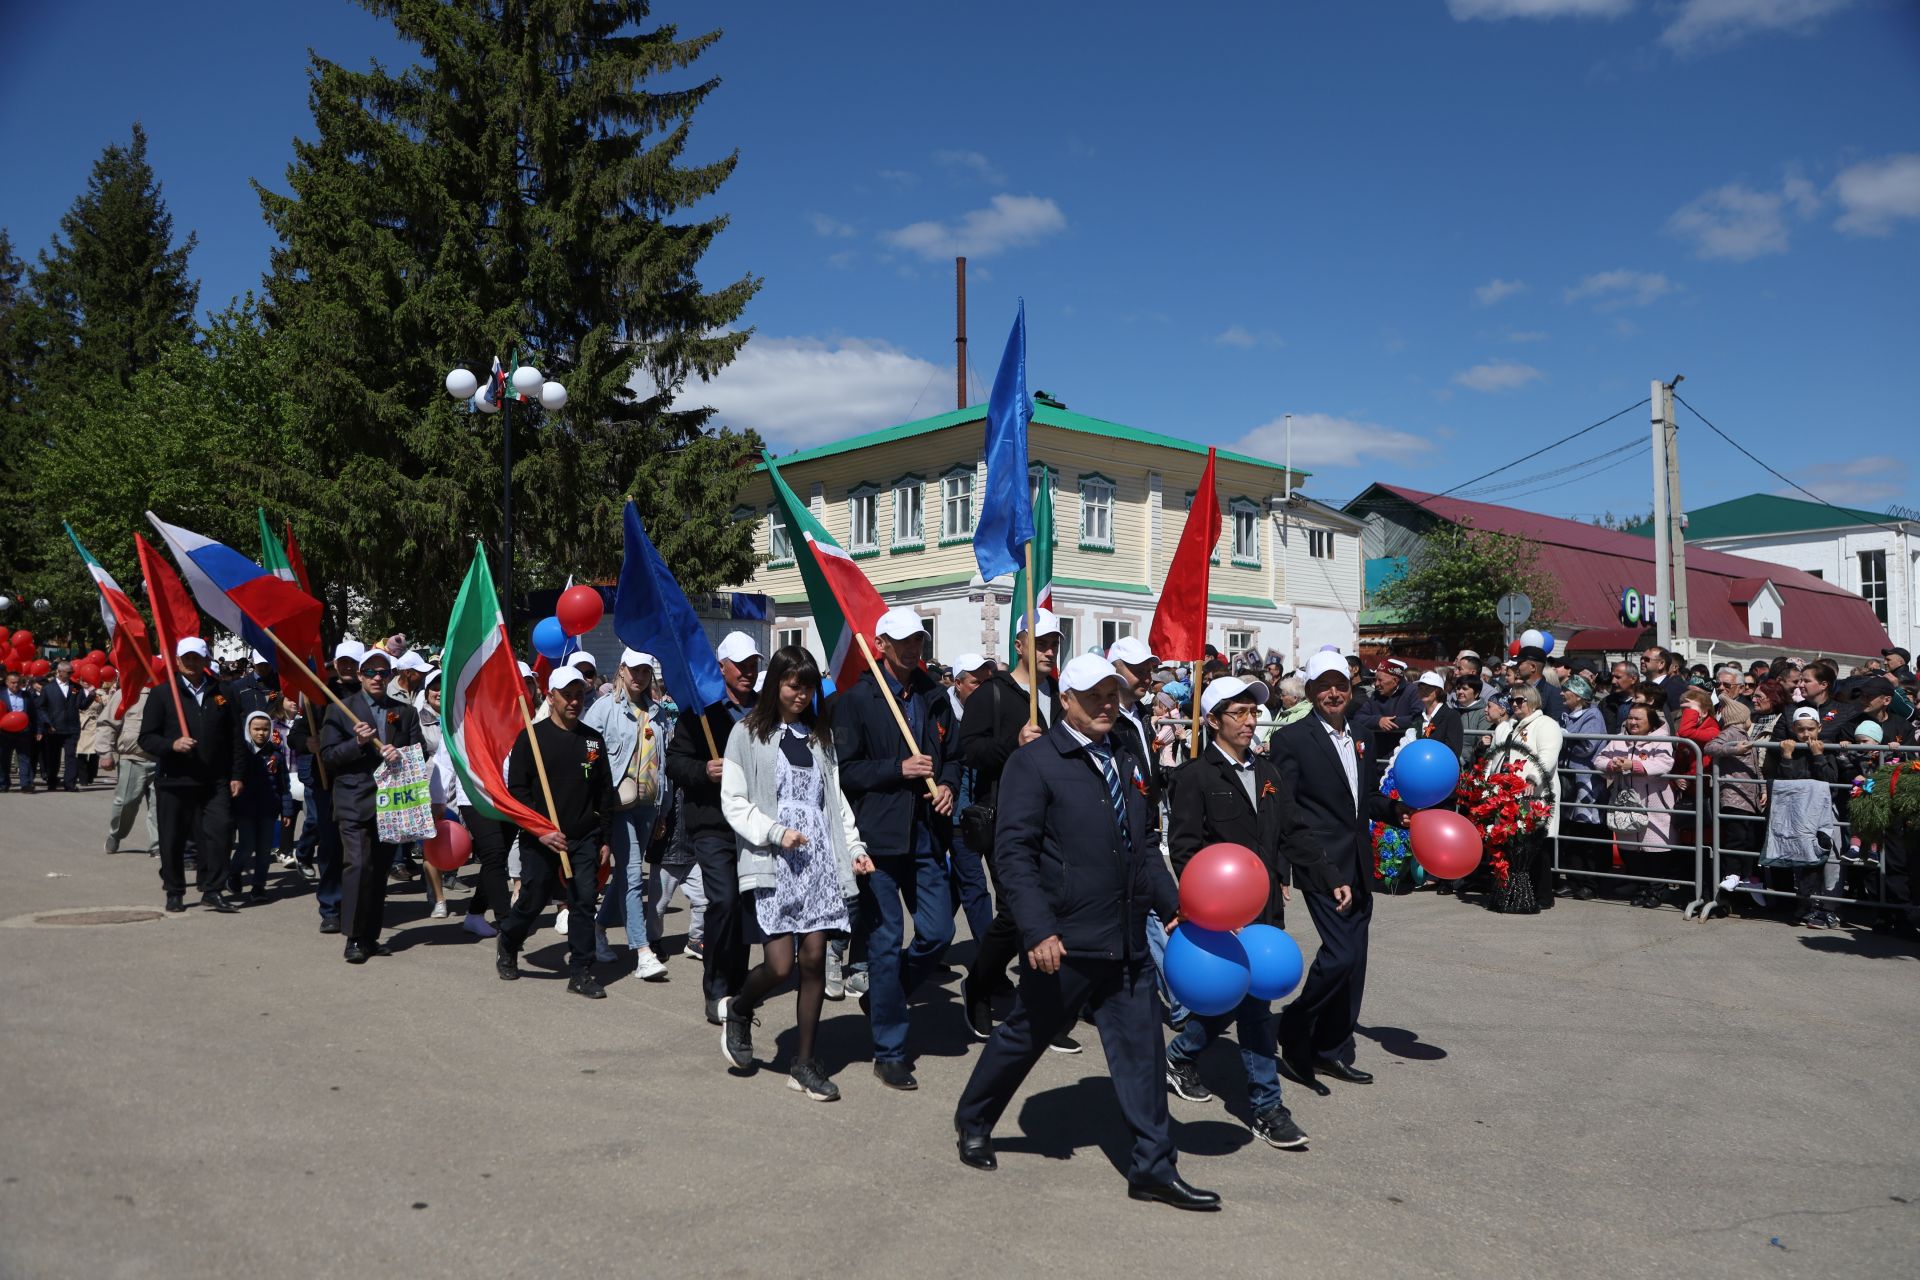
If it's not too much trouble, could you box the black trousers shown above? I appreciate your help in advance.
[694,832,750,1002]
[498,832,599,974]
[459,805,513,922]
[157,784,231,897]
[339,819,394,946]
[963,834,1020,991]
[1279,889,1372,1064]
[954,956,1176,1184]
[41,732,77,789]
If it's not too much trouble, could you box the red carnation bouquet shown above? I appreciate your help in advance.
[1455,759,1553,888]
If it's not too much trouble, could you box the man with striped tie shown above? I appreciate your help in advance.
[952,654,1219,1211]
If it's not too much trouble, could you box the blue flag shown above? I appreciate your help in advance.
[614,502,727,715]
[974,300,1034,582]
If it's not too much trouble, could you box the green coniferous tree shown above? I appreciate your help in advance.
[257,0,762,630]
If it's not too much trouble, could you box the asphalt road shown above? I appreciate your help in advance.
[2,783,1916,1279]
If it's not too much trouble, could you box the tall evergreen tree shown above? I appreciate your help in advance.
[257,0,762,630]
[0,230,31,598]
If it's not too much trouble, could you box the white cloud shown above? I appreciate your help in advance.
[1229,413,1436,470]
[1659,0,1857,52]
[1563,268,1677,308]
[1667,177,1818,260]
[1214,325,1284,349]
[807,212,856,238]
[933,149,1006,184]
[670,336,948,449]
[1507,330,1550,343]
[876,169,918,188]
[1783,455,1910,507]
[1831,154,1920,236]
[1475,277,1528,306]
[1447,0,1633,18]
[882,194,1067,260]
[1452,359,1546,392]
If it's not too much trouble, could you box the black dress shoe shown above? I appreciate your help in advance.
[165,894,185,914]
[200,893,238,914]
[873,1060,918,1091]
[1277,1052,1330,1096]
[367,940,392,957]
[1127,1176,1222,1211]
[1315,1059,1374,1084]
[497,952,522,981]
[960,975,993,1041]
[318,917,341,935]
[568,972,606,999]
[956,1129,997,1171]
[343,941,369,964]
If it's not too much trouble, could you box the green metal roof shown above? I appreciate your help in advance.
[1624,493,1899,541]
[757,401,1308,477]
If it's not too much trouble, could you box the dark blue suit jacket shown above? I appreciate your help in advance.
[832,666,962,855]
[38,678,92,736]
[993,721,1178,961]
[1269,712,1395,905]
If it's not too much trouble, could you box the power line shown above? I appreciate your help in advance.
[1673,392,1907,537]
[1425,398,1650,504]
[1456,435,1646,498]
[1500,440,1651,503]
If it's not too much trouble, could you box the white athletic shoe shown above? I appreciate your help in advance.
[430,900,449,919]
[633,948,668,980]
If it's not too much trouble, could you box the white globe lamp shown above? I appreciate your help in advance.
[444,368,478,400]
[540,381,569,411]
[511,365,545,398]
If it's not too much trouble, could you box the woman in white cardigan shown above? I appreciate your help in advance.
[1486,683,1564,911]
[718,646,871,1101]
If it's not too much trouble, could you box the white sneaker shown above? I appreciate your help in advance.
[430,900,449,919]
[634,948,668,980]
[594,926,616,963]
[1719,874,1742,893]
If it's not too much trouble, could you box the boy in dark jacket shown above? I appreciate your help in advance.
[233,711,291,901]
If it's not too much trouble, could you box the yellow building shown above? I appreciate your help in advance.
[728,394,1364,668]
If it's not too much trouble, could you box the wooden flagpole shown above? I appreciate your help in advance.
[1023,542,1039,727]
[1188,667,1205,758]
[854,632,941,800]
[517,694,573,880]
[262,627,363,726]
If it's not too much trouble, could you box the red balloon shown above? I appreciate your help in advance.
[1409,809,1484,880]
[1178,841,1271,932]
[555,585,604,637]
[0,626,10,646]
[0,710,27,734]
[11,630,34,652]
[1508,639,1522,658]
[423,819,473,871]
[85,649,106,665]
[98,665,117,682]
[29,659,51,678]
[75,663,102,687]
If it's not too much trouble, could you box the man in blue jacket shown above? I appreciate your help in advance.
[37,659,92,791]
[834,607,961,1091]
[952,654,1220,1211]
[1,671,42,793]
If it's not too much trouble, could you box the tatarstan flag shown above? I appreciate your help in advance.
[258,509,327,697]
[64,523,154,717]
[443,543,556,837]
[764,454,887,691]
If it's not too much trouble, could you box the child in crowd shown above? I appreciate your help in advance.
[233,711,291,903]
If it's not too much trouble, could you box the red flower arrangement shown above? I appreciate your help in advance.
[1455,760,1552,888]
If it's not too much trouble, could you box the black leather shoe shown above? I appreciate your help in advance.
[165,894,185,914]
[960,974,992,1041]
[318,917,341,935]
[1127,1176,1222,1211]
[367,940,392,957]
[568,972,607,999]
[496,952,521,981]
[873,1060,918,1091]
[1316,1059,1374,1085]
[200,893,238,914]
[956,1129,997,1171]
[1277,1052,1330,1096]
[343,941,369,964]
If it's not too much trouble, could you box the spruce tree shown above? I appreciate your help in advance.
[257,0,762,631]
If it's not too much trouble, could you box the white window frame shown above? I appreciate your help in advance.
[1079,473,1115,551]
[1230,498,1260,567]
[1100,618,1133,653]
[1055,615,1078,660]
[940,466,974,545]
[1308,528,1335,560]
[848,483,880,557]
[1226,628,1256,654]
[777,627,805,652]
[1860,549,1888,623]
[890,474,925,551]
[768,508,794,565]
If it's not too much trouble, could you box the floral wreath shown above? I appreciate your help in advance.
[1455,734,1556,888]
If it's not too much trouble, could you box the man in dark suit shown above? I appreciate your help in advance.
[1163,675,1340,1149]
[953,654,1219,1211]
[956,608,1065,1042]
[318,646,423,963]
[138,638,246,913]
[37,660,92,791]
[1268,650,1389,1093]
[1,671,43,793]
[1350,656,1417,785]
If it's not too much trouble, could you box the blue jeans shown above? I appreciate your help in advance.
[232,812,279,895]
[595,804,657,948]
[1144,909,1189,1025]
[1167,993,1282,1113]
[862,850,956,1062]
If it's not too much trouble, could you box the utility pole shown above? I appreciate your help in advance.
[955,257,968,410]
[1650,380,1672,652]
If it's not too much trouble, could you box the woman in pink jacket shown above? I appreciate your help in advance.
[1594,703,1677,908]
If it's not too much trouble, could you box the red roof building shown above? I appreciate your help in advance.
[1346,483,1893,665]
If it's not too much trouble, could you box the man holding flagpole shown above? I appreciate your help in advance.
[318,647,423,963]
[139,637,247,914]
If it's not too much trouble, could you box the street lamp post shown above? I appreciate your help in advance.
[443,360,569,636]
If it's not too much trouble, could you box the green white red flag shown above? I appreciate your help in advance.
[443,542,556,836]
[764,455,887,690]
[64,523,154,717]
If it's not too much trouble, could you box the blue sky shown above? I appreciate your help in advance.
[5,0,1917,518]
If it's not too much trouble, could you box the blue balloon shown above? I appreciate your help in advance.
[1162,924,1251,1016]
[1541,631,1556,656]
[1393,738,1460,809]
[532,615,569,660]
[1238,923,1304,1001]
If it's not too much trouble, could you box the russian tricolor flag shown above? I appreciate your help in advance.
[145,512,327,702]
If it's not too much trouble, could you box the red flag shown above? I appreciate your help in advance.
[1149,447,1221,662]
[282,521,313,595]
[134,532,201,663]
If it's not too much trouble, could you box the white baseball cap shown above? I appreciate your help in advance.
[715,631,762,665]
[1790,706,1819,723]
[1059,653,1121,694]
[332,640,365,664]
[1107,635,1156,667]
[358,648,393,671]
[517,660,534,678]
[951,652,992,675]
[1454,649,1482,663]
[548,665,586,692]
[1417,670,1448,690]
[620,648,657,671]
[394,650,431,673]
[1201,675,1269,715]
[176,637,210,659]
[1015,607,1062,638]
[1304,651,1349,684]
[565,650,598,671]
[875,606,926,641]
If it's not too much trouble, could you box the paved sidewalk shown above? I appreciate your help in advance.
[1,786,1916,1278]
